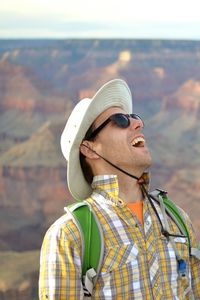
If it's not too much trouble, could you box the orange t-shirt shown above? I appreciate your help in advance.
[127,201,144,225]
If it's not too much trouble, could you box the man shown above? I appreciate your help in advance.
[39,79,200,299]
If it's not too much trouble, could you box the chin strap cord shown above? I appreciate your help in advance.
[81,144,139,180]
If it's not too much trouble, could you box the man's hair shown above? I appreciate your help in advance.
[80,124,96,184]
[80,153,94,184]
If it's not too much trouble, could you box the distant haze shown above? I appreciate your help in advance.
[0,0,200,39]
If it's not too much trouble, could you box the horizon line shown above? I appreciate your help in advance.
[0,37,200,41]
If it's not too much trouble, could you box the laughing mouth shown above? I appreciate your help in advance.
[131,136,145,147]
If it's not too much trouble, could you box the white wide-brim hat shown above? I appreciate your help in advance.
[60,78,133,200]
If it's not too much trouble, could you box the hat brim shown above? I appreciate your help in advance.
[67,79,133,200]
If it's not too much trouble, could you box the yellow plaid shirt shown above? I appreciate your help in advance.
[39,175,200,299]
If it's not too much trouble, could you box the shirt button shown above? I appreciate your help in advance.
[160,236,168,242]
[154,283,158,287]
[145,221,150,225]
[138,245,145,253]
[118,199,124,206]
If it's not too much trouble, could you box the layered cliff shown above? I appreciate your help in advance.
[0,251,39,300]
[0,122,72,251]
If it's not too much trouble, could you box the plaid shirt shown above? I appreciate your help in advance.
[39,175,200,299]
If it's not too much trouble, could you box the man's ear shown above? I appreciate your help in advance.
[80,141,99,159]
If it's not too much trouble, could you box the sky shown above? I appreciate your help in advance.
[0,0,200,39]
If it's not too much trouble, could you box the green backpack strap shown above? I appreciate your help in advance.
[161,191,191,248]
[150,189,191,247]
[151,189,200,260]
[68,202,104,295]
[163,196,191,247]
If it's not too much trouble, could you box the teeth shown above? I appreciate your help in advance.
[131,137,145,146]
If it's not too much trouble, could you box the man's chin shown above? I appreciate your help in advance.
[139,157,153,174]
[147,155,153,167]
[142,159,152,170]
[144,150,153,167]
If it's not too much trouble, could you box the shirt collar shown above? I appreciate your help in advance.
[91,175,120,198]
[91,172,150,205]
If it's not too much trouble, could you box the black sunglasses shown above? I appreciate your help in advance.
[85,113,144,140]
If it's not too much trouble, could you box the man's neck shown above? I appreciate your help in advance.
[117,172,144,203]
[92,162,145,203]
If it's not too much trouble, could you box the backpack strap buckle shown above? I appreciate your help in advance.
[84,268,97,295]
[191,246,200,260]
[156,188,168,196]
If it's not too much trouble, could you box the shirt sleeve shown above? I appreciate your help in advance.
[189,224,200,298]
[39,215,84,300]
[182,210,200,298]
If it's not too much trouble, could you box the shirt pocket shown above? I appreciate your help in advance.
[174,238,192,299]
[173,237,191,275]
[159,237,190,271]
[101,243,139,273]
[173,237,190,257]
[95,243,140,299]
[160,237,192,298]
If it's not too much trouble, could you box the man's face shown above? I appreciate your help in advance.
[91,107,152,177]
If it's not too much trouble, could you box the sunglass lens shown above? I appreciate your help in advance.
[130,114,144,126]
[111,114,129,128]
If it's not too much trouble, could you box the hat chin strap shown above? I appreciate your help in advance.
[81,144,139,181]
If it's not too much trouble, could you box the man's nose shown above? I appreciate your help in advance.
[130,117,144,130]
